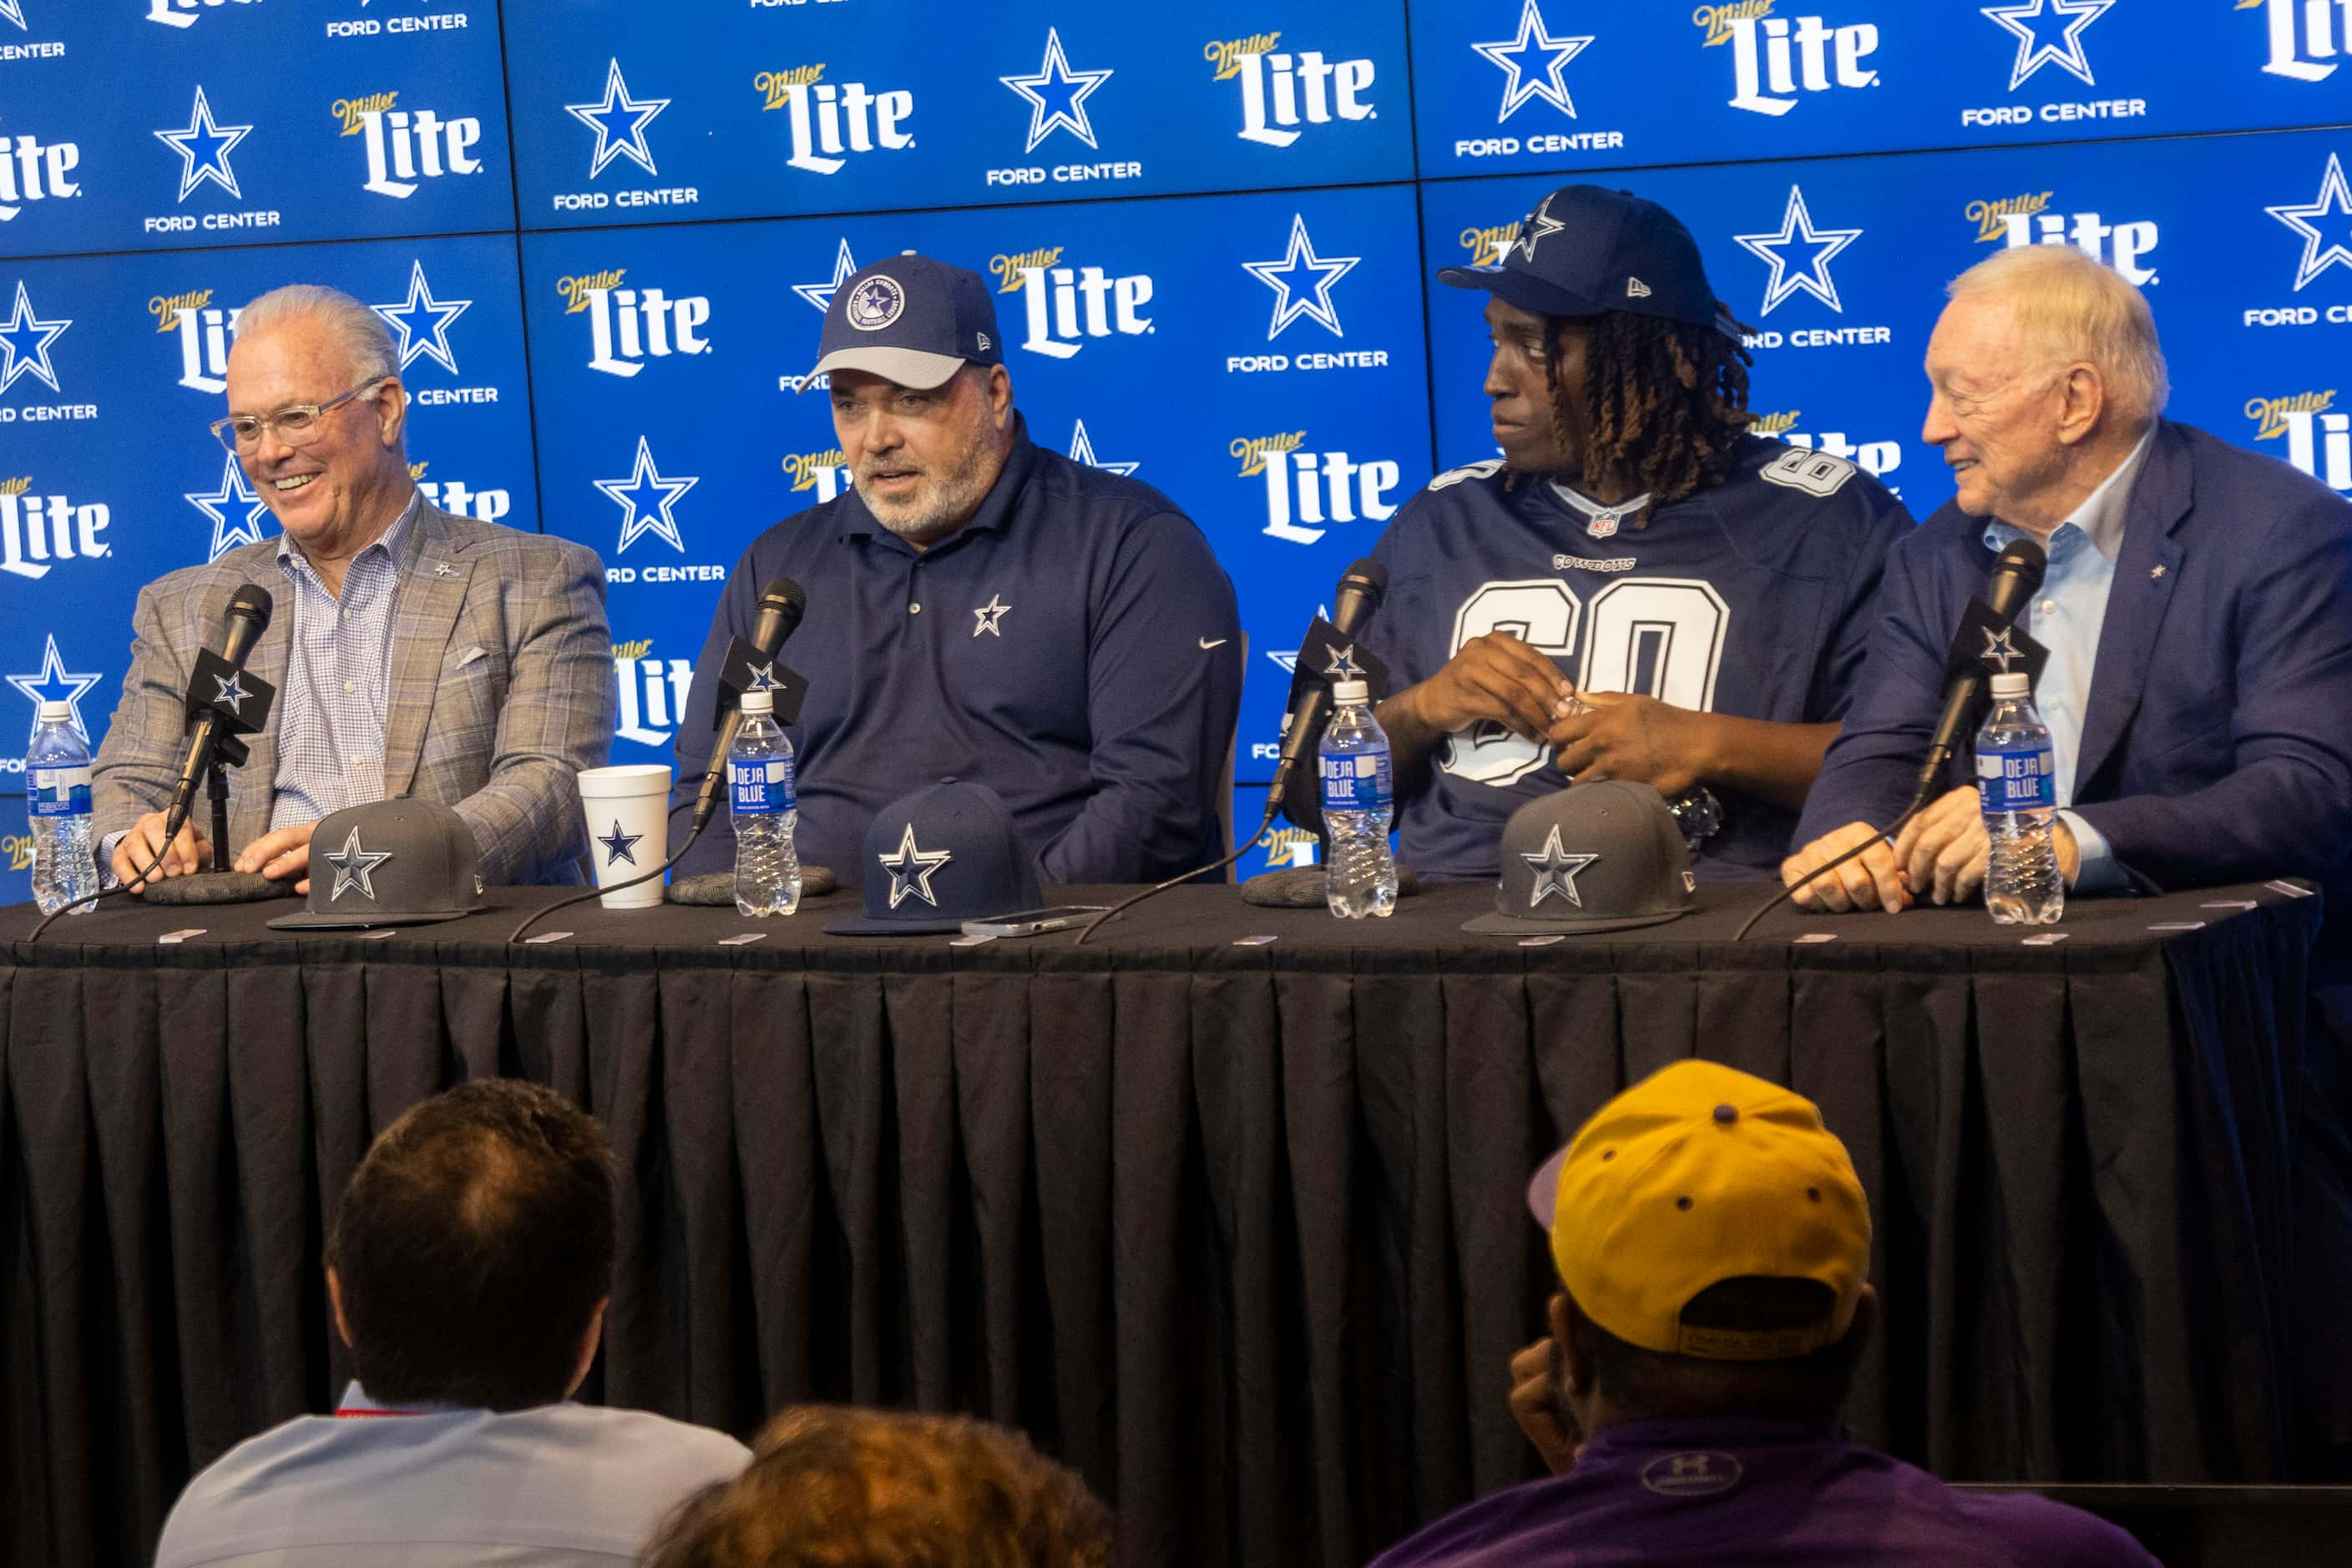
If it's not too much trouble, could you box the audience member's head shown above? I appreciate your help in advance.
[1530,1060,1875,1440]
[325,1077,616,1411]
[639,1405,1113,1568]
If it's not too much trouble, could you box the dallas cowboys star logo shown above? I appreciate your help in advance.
[1980,625,2024,673]
[1322,643,1366,680]
[744,660,780,691]
[7,635,99,742]
[999,28,1114,154]
[792,239,860,315]
[594,436,698,554]
[598,818,643,867]
[878,822,953,909]
[1734,186,1863,316]
[1242,214,1360,341]
[212,671,249,715]
[973,595,1013,638]
[1522,825,1599,910]
[567,58,669,180]
[372,260,471,376]
[324,824,393,903]
[185,453,275,561]
[0,3,24,33]
[154,85,253,203]
[1473,0,1592,121]
[1067,417,1138,477]
[1516,195,1566,262]
[1980,0,2110,91]
[0,281,69,396]
[2268,152,2352,292]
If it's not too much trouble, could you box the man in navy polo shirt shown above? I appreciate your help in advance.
[670,255,1242,886]
[1371,1061,2155,1566]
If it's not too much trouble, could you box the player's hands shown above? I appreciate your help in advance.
[1547,690,1711,797]
[1783,820,1911,913]
[236,820,317,895]
[1892,786,2081,903]
[113,812,213,892]
[1399,632,1575,742]
[1509,1337,1581,1476]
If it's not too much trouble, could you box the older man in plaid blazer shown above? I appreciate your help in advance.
[92,285,614,891]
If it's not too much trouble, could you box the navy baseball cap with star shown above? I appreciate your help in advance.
[825,779,1041,936]
[804,254,1004,393]
[1438,184,1743,343]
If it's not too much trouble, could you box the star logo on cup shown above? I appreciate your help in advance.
[598,819,643,867]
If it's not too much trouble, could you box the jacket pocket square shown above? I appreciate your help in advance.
[452,645,488,670]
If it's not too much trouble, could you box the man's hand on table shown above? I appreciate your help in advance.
[112,812,213,893]
[235,821,318,896]
[1783,786,2079,913]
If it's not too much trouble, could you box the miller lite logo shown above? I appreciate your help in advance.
[155,289,238,394]
[0,478,109,581]
[2245,0,2349,82]
[782,448,848,503]
[409,462,512,524]
[991,248,1154,359]
[2249,390,2351,493]
[0,130,81,221]
[1458,220,1522,267]
[1697,2,1881,116]
[144,0,259,28]
[559,271,711,378]
[1233,430,1400,545]
[331,90,485,199]
[1970,194,2159,286]
[1205,30,1376,147]
[756,65,915,176]
[611,637,695,750]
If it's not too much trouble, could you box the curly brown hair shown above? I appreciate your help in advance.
[1540,309,1757,512]
[640,1406,1113,1568]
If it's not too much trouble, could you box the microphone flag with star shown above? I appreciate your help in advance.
[1281,616,1393,715]
[1939,594,2051,695]
[714,636,809,726]
[184,649,277,741]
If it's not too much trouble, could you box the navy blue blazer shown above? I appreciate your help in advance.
[1798,421,2352,920]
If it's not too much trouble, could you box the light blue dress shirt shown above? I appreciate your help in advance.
[1980,427,2156,893]
[152,1381,750,1567]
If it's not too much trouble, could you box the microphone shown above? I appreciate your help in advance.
[690,577,807,836]
[164,584,274,838]
[1267,558,1388,805]
[1907,538,2046,813]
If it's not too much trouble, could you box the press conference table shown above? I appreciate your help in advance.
[0,878,2327,1566]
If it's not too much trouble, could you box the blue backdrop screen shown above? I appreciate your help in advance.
[1,0,2345,893]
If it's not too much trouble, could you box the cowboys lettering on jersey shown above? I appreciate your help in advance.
[1326,185,1913,882]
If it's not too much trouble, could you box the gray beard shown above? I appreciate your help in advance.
[855,438,999,545]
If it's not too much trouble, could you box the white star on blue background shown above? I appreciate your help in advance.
[1522,826,1599,910]
[8,635,100,742]
[1980,0,2110,91]
[1067,418,1138,477]
[793,239,860,315]
[0,281,68,396]
[212,671,250,715]
[1000,28,1114,154]
[2268,152,2352,292]
[1242,215,1360,340]
[595,437,697,554]
[1471,0,1592,122]
[154,85,252,203]
[0,3,24,33]
[878,823,953,909]
[598,818,644,867]
[1735,186,1863,316]
[567,58,668,180]
[325,825,393,903]
[372,260,471,376]
[184,453,275,561]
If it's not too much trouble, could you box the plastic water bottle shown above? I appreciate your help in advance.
[1976,671,2063,926]
[27,700,95,917]
[727,690,800,918]
[1318,680,1398,918]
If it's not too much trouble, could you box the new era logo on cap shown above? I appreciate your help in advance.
[1626,276,1652,298]
[825,779,1042,936]
[1462,781,1694,937]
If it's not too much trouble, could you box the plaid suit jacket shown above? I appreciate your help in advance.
[91,502,616,887]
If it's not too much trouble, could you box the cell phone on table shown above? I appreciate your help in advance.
[959,904,1108,938]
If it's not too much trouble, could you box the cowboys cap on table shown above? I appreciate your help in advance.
[824,779,1041,937]
[267,799,488,930]
[1462,781,1695,936]
[802,253,1004,393]
[1437,183,1744,343]
[1527,1060,1872,1361]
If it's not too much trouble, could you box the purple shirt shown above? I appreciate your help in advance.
[1369,1419,2157,1568]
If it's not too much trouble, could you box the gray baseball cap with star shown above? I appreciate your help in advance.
[1463,781,1696,937]
[267,798,488,930]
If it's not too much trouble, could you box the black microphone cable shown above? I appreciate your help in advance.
[1071,799,1280,947]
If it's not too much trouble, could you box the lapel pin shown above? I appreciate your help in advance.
[432,562,458,578]
[2150,564,2167,579]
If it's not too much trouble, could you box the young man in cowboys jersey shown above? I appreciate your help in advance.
[1353,185,1914,882]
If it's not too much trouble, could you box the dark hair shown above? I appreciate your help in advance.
[640,1406,1114,1568]
[325,1078,616,1410]
[1579,1277,1855,1429]
[1544,309,1756,508]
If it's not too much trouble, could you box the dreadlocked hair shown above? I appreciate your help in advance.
[1540,309,1757,512]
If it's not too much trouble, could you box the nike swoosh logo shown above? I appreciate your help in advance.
[1199,637,1228,650]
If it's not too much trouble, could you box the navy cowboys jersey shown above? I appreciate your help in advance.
[1359,435,1914,882]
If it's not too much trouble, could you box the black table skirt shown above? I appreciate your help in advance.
[0,878,2327,1566]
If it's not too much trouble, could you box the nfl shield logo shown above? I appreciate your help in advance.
[1587,511,1621,539]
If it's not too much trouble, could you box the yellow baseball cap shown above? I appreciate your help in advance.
[1525,1060,1871,1361]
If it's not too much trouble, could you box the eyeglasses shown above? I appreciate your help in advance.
[209,379,385,455]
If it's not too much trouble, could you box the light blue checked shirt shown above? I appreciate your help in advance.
[268,491,422,832]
